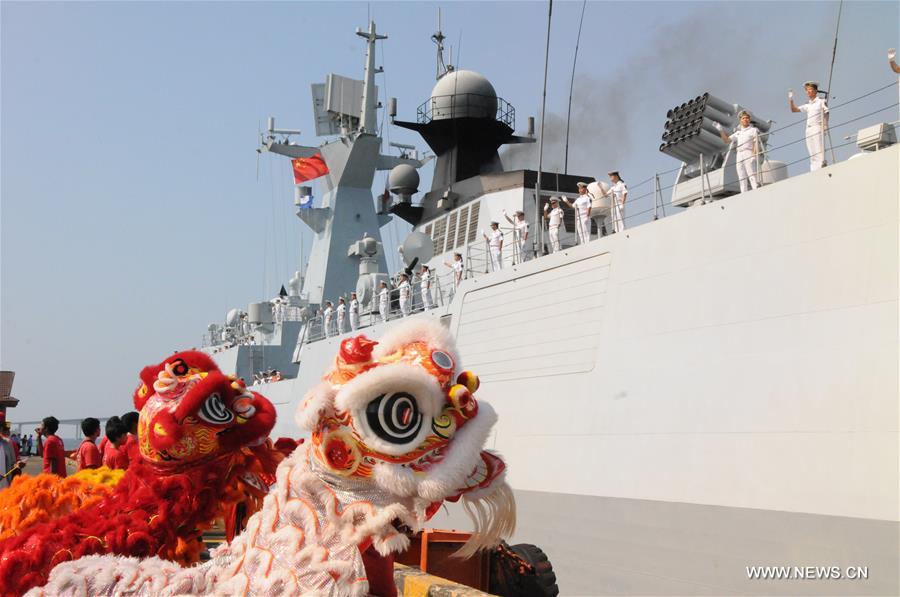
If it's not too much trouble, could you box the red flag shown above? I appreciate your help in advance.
[291,154,329,184]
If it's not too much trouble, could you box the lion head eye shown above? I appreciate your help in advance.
[170,358,190,377]
[430,350,454,372]
[198,392,234,424]
[365,392,422,445]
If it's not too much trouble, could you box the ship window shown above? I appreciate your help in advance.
[456,205,469,248]
[466,201,480,244]
[432,216,447,256]
[446,210,458,252]
[424,223,432,236]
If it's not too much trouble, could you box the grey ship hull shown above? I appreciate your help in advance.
[248,145,899,595]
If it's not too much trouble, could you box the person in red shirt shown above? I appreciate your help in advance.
[41,416,67,477]
[102,416,128,470]
[75,418,102,471]
[120,411,140,468]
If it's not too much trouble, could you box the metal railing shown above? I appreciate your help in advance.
[416,93,515,128]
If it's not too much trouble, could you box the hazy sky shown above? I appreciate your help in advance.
[2,1,897,424]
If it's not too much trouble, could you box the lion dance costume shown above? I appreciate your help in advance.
[30,320,514,596]
[0,350,278,595]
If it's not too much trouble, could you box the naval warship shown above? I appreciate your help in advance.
[200,20,899,596]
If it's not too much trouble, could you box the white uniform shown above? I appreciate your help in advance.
[336,302,346,333]
[729,125,760,193]
[323,306,334,337]
[799,97,829,171]
[398,280,411,316]
[349,298,359,331]
[452,260,463,286]
[546,206,563,252]
[272,300,283,323]
[420,270,433,309]
[572,195,592,244]
[513,220,530,262]
[609,181,627,233]
[486,229,503,271]
[378,287,389,322]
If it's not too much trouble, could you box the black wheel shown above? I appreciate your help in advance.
[489,541,559,597]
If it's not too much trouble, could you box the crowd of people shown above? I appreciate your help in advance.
[0,412,142,489]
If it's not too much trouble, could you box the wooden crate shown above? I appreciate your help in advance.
[395,529,490,591]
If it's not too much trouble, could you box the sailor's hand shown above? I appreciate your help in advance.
[543,204,549,211]
[713,122,723,132]
[889,48,897,61]
[788,89,793,100]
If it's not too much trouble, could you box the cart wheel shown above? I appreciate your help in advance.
[489,542,559,597]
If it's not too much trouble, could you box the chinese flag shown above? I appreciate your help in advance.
[291,154,329,184]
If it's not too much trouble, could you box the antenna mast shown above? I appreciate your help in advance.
[825,0,843,165]
[356,21,387,134]
[564,0,587,174]
[535,0,553,256]
[432,8,449,80]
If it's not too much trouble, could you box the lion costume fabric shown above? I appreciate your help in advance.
[0,351,278,595]
[32,320,515,596]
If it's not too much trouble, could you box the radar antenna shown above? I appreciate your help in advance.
[432,8,453,80]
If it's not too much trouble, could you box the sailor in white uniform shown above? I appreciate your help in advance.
[323,301,334,338]
[600,172,628,233]
[789,81,829,171]
[398,274,411,316]
[562,182,592,244]
[714,111,760,193]
[336,297,347,334]
[483,222,503,271]
[543,197,564,252]
[349,292,360,331]
[444,252,464,287]
[378,281,390,323]
[503,210,530,262]
[420,265,433,310]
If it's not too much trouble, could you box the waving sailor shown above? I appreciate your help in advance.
[714,110,760,193]
[543,197,564,253]
[444,252,464,287]
[503,210,530,262]
[562,182,592,245]
[789,81,829,171]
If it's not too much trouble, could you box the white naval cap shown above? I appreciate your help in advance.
[803,80,819,89]
[576,181,588,188]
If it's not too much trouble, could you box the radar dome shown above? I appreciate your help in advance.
[430,70,498,121]
[400,231,434,267]
[588,181,612,213]
[389,164,420,198]
[225,308,241,327]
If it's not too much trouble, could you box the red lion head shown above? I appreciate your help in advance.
[133,351,276,468]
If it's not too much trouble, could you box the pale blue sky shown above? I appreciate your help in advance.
[2,1,897,423]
